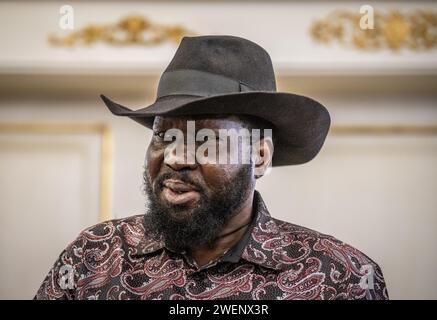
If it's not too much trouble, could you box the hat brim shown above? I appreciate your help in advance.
[100,92,330,166]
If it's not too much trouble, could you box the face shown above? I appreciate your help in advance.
[143,115,258,252]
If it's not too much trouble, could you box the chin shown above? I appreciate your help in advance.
[167,210,194,222]
[160,202,198,221]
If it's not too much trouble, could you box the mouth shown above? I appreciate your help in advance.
[161,179,201,205]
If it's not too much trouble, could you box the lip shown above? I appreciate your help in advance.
[161,179,200,205]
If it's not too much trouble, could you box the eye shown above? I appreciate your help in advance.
[154,131,178,142]
[154,131,166,139]
[201,135,221,142]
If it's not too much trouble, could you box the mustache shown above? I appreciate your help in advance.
[153,171,206,194]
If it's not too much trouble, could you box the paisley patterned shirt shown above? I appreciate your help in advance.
[35,191,388,300]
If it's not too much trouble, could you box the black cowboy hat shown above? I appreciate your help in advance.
[101,35,330,166]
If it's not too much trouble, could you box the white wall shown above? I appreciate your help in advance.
[0,0,436,299]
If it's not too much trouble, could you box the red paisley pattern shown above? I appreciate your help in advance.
[35,191,388,300]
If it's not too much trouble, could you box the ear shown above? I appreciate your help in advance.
[252,136,274,179]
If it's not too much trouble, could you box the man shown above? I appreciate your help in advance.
[35,35,388,300]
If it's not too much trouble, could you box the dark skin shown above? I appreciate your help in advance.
[145,115,273,267]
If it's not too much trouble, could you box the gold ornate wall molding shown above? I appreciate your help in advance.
[49,15,195,47]
[311,10,437,51]
[330,124,437,135]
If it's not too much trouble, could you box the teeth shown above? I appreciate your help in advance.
[171,189,184,194]
[163,180,194,194]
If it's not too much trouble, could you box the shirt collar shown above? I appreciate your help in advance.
[134,190,284,271]
[233,190,284,271]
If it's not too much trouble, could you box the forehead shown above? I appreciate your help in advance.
[153,115,248,131]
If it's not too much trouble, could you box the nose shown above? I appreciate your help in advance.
[164,141,198,171]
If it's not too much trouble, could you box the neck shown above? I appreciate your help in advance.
[190,190,255,268]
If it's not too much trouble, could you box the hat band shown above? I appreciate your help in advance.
[156,69,255,99]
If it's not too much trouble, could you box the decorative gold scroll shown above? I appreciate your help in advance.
[311,10,437,51]
[49,15,195,47]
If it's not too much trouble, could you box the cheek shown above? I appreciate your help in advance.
[146,144,164,182]
[200,164,240,191]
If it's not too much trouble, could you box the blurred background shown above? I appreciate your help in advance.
[1,0,436,299]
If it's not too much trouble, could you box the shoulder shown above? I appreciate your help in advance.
[69,214,146,251]
[35,215,146,300]
[272,217,377,266]
[272,217,388,300]
[60,214,147,270]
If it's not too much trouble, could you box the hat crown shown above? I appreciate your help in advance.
[163,35,277,92]
[101,34,330,166]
